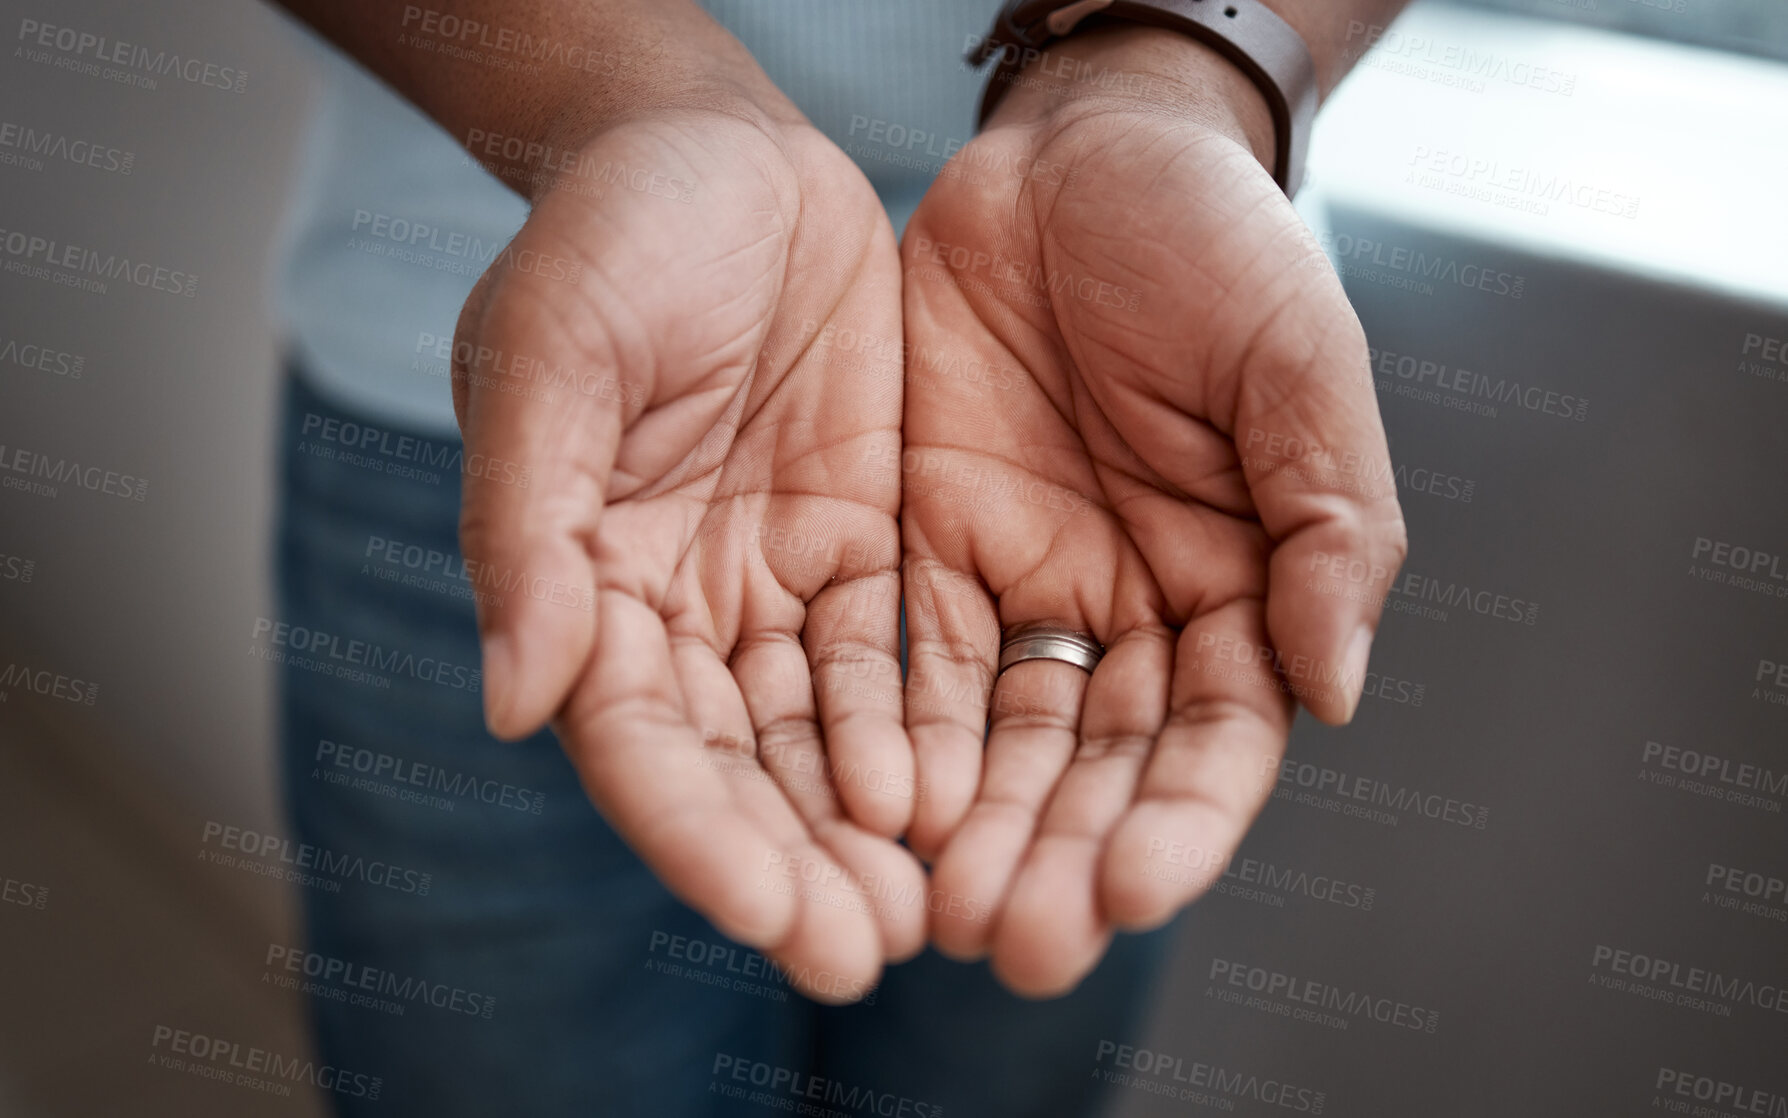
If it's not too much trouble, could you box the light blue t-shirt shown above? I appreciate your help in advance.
[277,2,991,435]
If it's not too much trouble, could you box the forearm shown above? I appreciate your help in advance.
[270,0,797,197]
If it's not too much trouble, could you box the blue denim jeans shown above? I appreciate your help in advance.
[275,369,1174,1117]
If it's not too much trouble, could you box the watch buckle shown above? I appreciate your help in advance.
[1043,0,1117,38]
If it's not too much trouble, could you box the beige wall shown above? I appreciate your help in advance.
[1,2,322,1112]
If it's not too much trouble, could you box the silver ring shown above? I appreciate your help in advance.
[997,621,1104,676]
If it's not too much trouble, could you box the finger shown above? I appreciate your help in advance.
[808,567,912,839]
[1100,599,1292,931]
[900,554,1000,860]
[813,820,929,965]
[929,657,1087,960]
[453,259,624,740]
[669,630,892,986]
[990,624,1172,997]
[739,169,907,836]
[1228,264,1408,725]
[669,625,775,804]
[567,595,886,1001]
[683,664,898,995]
[756,831,889,1004]
[730,618,914,973]
[730,620,844,826]
[558,590,796,949]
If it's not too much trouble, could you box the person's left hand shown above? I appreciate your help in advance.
[897,28,1408,996]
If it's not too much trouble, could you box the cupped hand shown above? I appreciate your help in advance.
[451,102,922,1002]
[898,31,1408,996]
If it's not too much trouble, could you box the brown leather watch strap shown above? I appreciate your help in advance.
[969,0,1318,197]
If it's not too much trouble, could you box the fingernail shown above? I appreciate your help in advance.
[480,630,516,738]
[1339,624,1374,723]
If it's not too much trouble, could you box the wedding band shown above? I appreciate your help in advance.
[997,622,1104,676]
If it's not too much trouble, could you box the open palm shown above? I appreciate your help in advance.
[900,100,1407,996]
[452,109,922,1000]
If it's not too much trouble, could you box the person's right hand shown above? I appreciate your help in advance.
[450,95,923,1002]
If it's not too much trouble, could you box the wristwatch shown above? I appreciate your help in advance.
[968,0,1318,197]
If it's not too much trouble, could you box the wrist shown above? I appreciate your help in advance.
[985,24,1277,175]
[529,69,793,177]
[431,6,800,201]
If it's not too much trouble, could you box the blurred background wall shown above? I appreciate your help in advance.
[0,1,322,1112]
[2,0,1785,1115]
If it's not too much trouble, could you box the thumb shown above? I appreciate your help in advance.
[1232,271,1407,725]
[452,267,622,740]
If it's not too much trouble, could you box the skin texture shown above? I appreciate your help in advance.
[450,106,925,1001]
[899,29,1409,997]
[274,0,1414,1005]
[268,0,930,1001]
